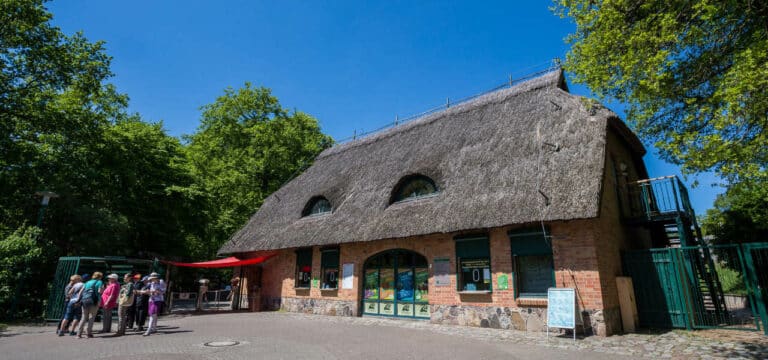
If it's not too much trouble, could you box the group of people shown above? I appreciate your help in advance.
[56,271,166,338]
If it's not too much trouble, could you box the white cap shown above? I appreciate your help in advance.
[107,273,119,279]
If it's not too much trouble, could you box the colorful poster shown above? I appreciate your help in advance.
[342,263,354,289]
[364,269,378,299]
[380,268,395,300]
[363,301,379,314]
[415,303,430,318]
[497,273,509,290]
[434,258,450,286]
[397,303,414,317]
[415,268,429,302]
[380,302,395,315]
[397,270,414,301]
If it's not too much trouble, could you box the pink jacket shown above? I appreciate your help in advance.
[101,282,119,309]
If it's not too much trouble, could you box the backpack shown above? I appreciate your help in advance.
[80,281,100,306]
[118,283,135,306]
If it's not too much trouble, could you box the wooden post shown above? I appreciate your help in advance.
[616,277,638,333]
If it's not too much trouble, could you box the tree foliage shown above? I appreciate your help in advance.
[184,84,333,257]
[554,0,768,183]
[0,0,332,319]
[701,183,768,244]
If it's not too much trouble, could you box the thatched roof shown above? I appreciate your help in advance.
[219,70,645,254]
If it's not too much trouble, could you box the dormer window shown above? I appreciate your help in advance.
[302,196,332,217]
[390,175,438,204]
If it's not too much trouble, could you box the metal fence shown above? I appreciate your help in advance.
[624,243,768,334]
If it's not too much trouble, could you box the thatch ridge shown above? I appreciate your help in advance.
[219,70,643,254]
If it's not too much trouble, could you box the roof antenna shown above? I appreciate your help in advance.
[394,115,399,125]
[446,97,451,108]
[509,74,514,87]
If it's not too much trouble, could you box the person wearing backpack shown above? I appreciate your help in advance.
[76,272,104,338]
[57,275,83,336]
[115,273,136,336]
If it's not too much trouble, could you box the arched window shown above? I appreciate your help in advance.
[302,196,332,217]
[390,175,438,204]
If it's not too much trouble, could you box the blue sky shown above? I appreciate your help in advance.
[48,1,724,215]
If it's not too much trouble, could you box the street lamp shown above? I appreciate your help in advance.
[10,191,59,319]
[34,190,58,227]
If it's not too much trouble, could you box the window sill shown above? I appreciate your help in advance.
[516,297,548,306]
[294,287,311,290]
[458,290,492,295]
[320,288,338,291]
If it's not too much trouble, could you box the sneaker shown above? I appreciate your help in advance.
[142,332,150,337]
[69,331,76,336]
[58,332,65,337]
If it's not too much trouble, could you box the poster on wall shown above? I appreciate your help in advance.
[364,269,379,299]
[415,303,430,318]
[380,302,395,315]
[434,258,450,286]
[497,274,509,290]
[363,301,379,314]
[380,268,395,300]
[397,270,414,301]
[342,263,354,289]
[397,303,414,317]
[415,268,429,301]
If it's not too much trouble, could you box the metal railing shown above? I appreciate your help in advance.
[626,176,696,220]
[335,65,562,144]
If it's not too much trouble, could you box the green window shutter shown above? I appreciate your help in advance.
[321,249,339,268]
[509,228,552,256]
[455,236,490,259]
[296,248,313,267]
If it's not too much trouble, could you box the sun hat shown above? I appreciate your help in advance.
[107,273,119,279]
[148,272,160,279]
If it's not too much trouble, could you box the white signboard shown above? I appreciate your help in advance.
[341,263,354,289]
[546,288,580,340]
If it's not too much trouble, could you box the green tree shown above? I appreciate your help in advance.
[0,225,51,320]
[184,84,333,258]
[701,183,768,244]
[554,0,768,183]
[0,0,203,318]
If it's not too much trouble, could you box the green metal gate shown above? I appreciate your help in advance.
[623,249,688,328]
[624,244,768,334]
[45,256,156,321]
[742,243,768,335]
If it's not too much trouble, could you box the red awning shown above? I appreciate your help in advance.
[163,253,276,268]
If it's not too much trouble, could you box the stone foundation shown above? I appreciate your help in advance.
[430,304,546,331]
[280,297,356,317]
[430,304,619,336]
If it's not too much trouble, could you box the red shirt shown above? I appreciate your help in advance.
[101,282,119,309]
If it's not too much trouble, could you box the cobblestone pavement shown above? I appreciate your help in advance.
[1,312,766,360]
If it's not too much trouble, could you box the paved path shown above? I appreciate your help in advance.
[1,312,766,359]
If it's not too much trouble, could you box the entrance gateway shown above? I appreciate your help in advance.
[362,249,430,319]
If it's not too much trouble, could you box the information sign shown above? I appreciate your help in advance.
[546,288,581,340]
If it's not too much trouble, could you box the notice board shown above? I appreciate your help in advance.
[546,288,581,333]
[433,258,450,286]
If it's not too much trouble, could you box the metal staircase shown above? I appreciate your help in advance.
[625,176,730,327]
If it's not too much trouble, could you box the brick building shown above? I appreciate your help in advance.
[218,70,653,336]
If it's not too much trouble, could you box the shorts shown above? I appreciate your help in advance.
[63,301,82,321]
[148,301,163,315]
